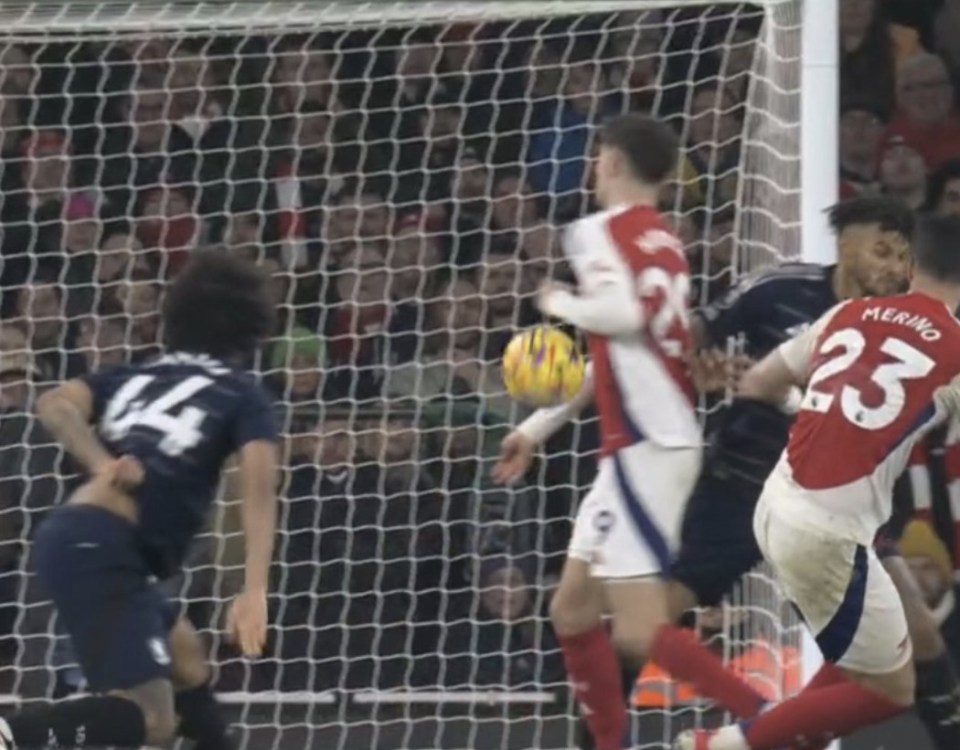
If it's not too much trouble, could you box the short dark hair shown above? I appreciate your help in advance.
[924,158,960,211]
[911,214,960,283]
[163,251,275,359]
[826,195,915,238]
[598,114,679,185]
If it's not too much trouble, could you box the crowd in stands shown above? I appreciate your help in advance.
[0,0,956,702]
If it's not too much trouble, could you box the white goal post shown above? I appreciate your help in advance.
[0,1,837,749]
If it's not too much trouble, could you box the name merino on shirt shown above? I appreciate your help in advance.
[862,306,942,342]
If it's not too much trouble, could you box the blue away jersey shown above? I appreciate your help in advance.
[83,352,277,577]
[695,262,839,494]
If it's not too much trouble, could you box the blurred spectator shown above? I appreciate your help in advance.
[888,51,960,171]
[476,243,538,355]
[386,277,511,419]
[900,520,957,640]
[839,100,885,198]
[924,157,960,215]
[75,299,127,374]
[271,37,339,115]
[268,326,325,415]
[12,276,82,382]
[879,134,928,209]
[135,184,205,275]
[840,0,898,115]
[115,271,163,361]
[0,43,37,96]
[97,218,151,284]
[324,241,391,400]
[686,82,741,207]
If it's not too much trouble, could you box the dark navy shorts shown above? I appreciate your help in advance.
[670,474,763,607]
[32,505,177,692]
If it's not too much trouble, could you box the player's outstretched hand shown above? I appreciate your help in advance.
[491,431,536,485]
[227,589,268,657]
[686,349,753,395]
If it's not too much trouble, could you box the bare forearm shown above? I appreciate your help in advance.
[518,363,595,444]
[241,494,276,593]
[36,393,111,474]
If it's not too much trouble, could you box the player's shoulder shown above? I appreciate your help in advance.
[566,204,682,265]
[739,261,831,292]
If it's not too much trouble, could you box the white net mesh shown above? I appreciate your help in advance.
[0,1,804,748]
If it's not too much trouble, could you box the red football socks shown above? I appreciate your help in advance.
[557,626,628,750]
[741,681,907,749]
[649,624,767,718]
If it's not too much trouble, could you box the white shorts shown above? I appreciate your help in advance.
[568,441,701,579]
[754,491,912,674]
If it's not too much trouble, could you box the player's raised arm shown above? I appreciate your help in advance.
[738,302,848,409]
[491,363,595,485]
[538,223,644,336]
[36,379,115,477]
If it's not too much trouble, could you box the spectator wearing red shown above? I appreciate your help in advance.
[888,52,960,171]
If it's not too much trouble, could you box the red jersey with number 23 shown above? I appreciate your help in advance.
[772,291,960,541]
[562,204,699,456]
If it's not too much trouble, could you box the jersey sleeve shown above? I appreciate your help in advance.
[230,378,279,450]
[777,302,848,378]
[541,216,644,335]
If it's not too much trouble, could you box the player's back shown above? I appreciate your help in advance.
[83,351,276,576]
[564,204,699,455]
[774,291,960,541]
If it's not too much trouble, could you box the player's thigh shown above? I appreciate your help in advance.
[670,473,764,613]
[758,506,910,675]
[32,505,175,694]
[169,616,211,690]
[881,552,945,662]
[586,442,700,581]
[605,577,670,660]
[550,555,605,636]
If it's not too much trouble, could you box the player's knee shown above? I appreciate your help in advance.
[549,589,600,636]
[169,619,211,689]
[142,704,178,747]
[610,621,655,664]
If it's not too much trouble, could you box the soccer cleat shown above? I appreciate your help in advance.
[673,729,714,750]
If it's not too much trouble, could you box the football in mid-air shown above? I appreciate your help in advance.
[502,325,586,407]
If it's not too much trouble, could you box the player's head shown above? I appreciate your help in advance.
[829,195,914,297]
[163,250,275,360]
[910,214,960,288]
[594,114,678,208]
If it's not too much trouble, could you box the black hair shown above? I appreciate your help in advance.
[924,158,960,212]
[598,114,678,185]
[163,250,275,359]
[826,195,915,239]
[912,214,960,284]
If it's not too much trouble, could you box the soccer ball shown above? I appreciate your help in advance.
[502,325,586,407]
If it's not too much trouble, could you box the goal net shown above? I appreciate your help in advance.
[0,1,805,748]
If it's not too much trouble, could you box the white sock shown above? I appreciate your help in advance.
[708,724,750,750]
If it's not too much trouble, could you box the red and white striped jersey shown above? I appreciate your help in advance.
[772,292,960,542]
[561,204,699,456]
